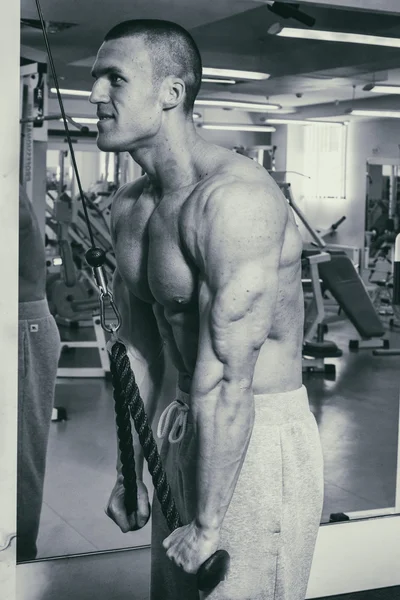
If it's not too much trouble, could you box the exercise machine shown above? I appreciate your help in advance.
[45,180,112,378]
[373,234,400,358]
[302,249,342,376]
[273,176,389,352]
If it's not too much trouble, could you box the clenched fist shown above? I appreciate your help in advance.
[106,478,151,532]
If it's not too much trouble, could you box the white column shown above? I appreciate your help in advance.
[0,1,19,597]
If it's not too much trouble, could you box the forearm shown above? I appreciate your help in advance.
[192,381,255,532]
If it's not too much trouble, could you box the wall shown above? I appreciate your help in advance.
[272,119,400,251]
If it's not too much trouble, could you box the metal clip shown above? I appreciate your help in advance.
[93,266,108,295]
[99,290,122,333]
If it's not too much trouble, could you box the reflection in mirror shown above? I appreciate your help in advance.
[365,162,400,276]
[268,164,400,527]
[18,141,400,565]
[17,3,400,578]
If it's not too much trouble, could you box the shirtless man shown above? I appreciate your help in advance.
[90,19,324,600]
[17,185,61,561]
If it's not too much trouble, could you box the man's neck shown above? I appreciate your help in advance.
[129,122,207,194]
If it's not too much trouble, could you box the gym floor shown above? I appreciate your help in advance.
[30,315,400,565]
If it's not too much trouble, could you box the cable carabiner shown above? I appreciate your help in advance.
[100,290,122,334]
[85,247,121,333]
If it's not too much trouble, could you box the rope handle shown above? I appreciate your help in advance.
[109,341,230,592]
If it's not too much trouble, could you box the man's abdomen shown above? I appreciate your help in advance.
[252,338,303,394]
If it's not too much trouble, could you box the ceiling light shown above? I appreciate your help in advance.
[195,99,280,111]
[363,84,400,94]
[59,117,98,124]
[51,88,91,96]
[201,124,276,132]
[268,26,400,48]
[346,109,400,118]
[202,78,236,84]
[202,68,269,81]
[266,118,345,126]
[193,112,202,120]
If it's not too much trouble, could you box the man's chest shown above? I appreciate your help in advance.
[113,197,199,308]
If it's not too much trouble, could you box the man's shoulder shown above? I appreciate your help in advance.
[180,156,287,257]
[187,155,281,218]
[110,176,148,237]
[113,175,148,204]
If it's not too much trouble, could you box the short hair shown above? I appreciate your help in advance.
[104,19,202,115]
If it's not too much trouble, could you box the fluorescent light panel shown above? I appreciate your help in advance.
[63,116,203,125]
[202,124,276,132]
[195,99,280,111]
[363,84,400,94]
[59,117,98,124]
[273,27,400,48]
[51,68,270,98]
[51,87,91,96]
[266,118,345,127]
[202,78,236,84]
[202,68,269,81]
[347,109,400,118]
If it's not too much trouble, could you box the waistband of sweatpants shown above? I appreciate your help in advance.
[18,299,51,321]
[176,384,311,426]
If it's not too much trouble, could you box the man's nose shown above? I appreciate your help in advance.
[89,80,110,104]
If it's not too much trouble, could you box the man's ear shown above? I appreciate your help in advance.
[161,77,185,110]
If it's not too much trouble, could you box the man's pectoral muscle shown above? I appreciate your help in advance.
[189,184,286,534]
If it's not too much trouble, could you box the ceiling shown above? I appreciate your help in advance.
[20,0,400,122]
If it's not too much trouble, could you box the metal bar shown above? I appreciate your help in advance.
[283,184,327,249]
[61,342,99,349]
[338,507,396,520]
[304,262,326,342]
[57,368,106,378]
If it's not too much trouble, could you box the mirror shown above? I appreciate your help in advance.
[268,166,400,526]
[365,161,400,275]
[18,0,400,569]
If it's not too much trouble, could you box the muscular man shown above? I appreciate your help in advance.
[91,20,324,599]
[17,185,61,561]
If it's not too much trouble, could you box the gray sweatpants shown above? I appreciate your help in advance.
[17,299,61,561]
[150,385,324,600]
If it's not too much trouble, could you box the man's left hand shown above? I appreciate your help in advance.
[162,520,220,574]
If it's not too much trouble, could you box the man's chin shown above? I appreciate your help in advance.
[96,135,122,152]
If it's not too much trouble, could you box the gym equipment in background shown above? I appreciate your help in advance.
[45,183,112,378]
[275,178,388,352]
[373,234,400,358]
[302,249,342,377]
[330,234,400,524]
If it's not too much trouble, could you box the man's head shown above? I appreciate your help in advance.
[90,19,202,152]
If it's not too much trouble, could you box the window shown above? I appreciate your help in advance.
[303,125,347,199]
[99,152,115,183]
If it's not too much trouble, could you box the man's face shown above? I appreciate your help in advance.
[90,36,162,152]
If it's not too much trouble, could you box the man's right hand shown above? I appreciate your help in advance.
[106,478,151,532]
